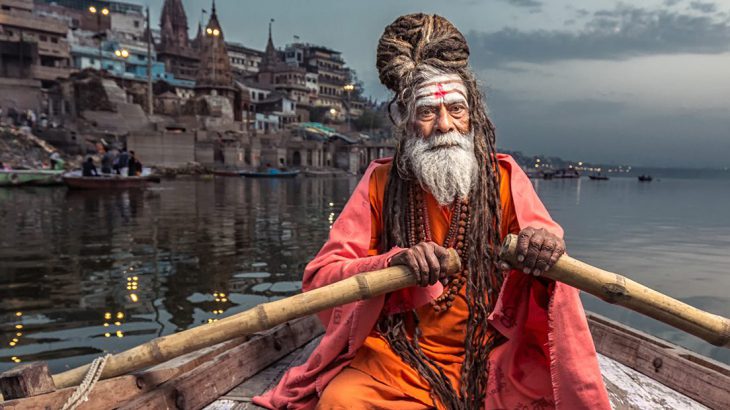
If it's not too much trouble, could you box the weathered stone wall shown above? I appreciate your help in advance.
[127,131,196,167]
[0,78,43,112]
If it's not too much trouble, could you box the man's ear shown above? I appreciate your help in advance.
[388,100,403,125]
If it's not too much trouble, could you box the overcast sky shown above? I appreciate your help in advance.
[142,0,730,168]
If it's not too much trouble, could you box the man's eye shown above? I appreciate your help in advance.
[449,104,466,114]
[418,108,436,118]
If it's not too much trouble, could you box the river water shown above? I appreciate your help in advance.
[1,173,729,373]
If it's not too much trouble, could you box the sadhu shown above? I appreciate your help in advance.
[255,13,611,410]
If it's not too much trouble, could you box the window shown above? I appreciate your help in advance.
[40,35,48,42]
[51,37,58,43]
[134,21,140,28]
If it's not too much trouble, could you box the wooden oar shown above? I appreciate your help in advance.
[500,233,730,348]
[50,234,730,389]
[52,249,462,389]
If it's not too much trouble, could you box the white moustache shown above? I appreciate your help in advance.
[401,130,478,205]
[421,131,472,152]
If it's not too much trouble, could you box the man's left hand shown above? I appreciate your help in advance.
[498,227,565,277]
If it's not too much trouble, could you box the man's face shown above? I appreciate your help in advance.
[400,74,477,205]
[412,75,470,139]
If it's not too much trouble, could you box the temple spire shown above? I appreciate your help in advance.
[195,0,233,91]
[261,18,279,72]
[159,0,189,49]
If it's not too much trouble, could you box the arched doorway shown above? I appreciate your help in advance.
[292,151,302,166]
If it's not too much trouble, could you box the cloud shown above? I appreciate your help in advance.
[499,0,543,9]
[689,1,717,13]
[467,4,730,68]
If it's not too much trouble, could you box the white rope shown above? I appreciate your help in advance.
[61,354,111,410]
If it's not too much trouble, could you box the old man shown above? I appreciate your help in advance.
[256,13,610,410]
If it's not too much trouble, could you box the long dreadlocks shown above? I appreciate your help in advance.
[375,13,505,409]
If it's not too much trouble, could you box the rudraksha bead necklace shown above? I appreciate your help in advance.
[407,184,470,312]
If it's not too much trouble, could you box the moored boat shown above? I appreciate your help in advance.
[589,173,609,180]
[62,168,158,190]
[0,314,726,409]
[638,175,653,182]
[212,169,245,177]
[63,175,150,189]
[0,169,64,187]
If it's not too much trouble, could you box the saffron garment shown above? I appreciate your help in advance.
[333,162,526,408]
[253,155,611,410]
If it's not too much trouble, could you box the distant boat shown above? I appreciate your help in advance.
[638,175,653,182]
[553,168,580,179]
[589,173,609,181]
[62,168,158,189]
[241,170,300,178]
[63,175,156,190]
[0,169,64,187]
[213,169,245,177]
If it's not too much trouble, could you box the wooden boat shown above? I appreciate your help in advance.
[63,175,152,190]
[212,169,245,177]
[0,169,64,187]
[2,313,727,410]
[241,170,300,178]
[638,175,653,182]
[589,174,610,180]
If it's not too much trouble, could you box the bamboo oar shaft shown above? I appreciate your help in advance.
[500,234,730,348]
[53,249,461,389]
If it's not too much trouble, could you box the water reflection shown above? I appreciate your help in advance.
[534,176,730,365]
[0,177,355,372]
[1,175,729,372]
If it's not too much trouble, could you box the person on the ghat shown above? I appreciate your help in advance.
[255,13,610,410]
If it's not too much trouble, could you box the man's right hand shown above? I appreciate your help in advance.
[389,242,451,287]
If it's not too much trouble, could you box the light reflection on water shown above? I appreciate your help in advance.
[0,174,729,373]
[0,177,357,372]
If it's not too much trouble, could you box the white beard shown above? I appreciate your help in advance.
[401,130,478,205]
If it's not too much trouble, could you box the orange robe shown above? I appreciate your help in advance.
[319,163,531,409]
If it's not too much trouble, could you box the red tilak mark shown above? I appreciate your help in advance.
[433,83,448,100]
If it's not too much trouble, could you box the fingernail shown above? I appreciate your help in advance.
[523,267,531,274]
[533,270,541,277]
[517,255,525,262]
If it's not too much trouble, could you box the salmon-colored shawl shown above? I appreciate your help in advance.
[254,154,610,409]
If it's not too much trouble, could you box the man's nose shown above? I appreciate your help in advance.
[436,104,454,134]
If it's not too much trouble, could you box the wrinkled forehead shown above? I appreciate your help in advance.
[415,73,468,108]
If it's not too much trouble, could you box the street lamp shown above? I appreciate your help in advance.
[114,49,130,58]
[343,84,355,132]
[89,6,110,71]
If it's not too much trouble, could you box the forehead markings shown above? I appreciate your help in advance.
[416,78,468,109]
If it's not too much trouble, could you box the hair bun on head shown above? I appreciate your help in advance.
[376,13,470,93]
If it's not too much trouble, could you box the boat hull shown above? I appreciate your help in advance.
[1,314,727,409]
[63,175,149,190]
[0,170,64,187]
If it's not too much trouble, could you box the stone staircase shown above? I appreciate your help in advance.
[81,80,150,133]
